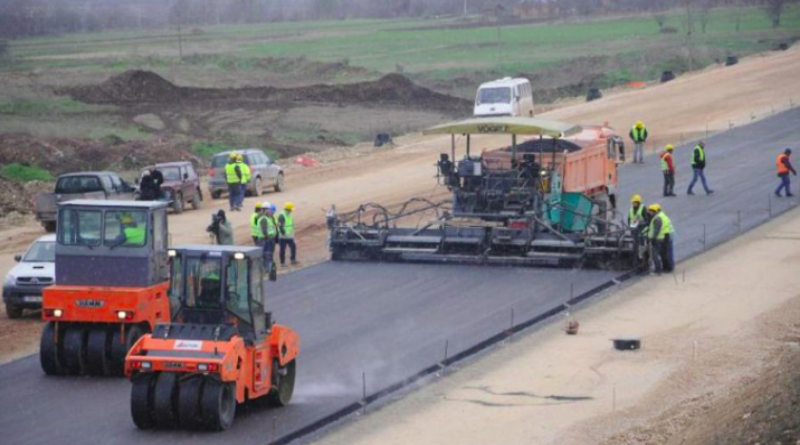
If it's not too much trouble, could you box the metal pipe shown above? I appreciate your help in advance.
[511,134,517,164]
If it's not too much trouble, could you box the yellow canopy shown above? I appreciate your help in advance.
[423,117,582,139]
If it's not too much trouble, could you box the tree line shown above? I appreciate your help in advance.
[0,0,795,39]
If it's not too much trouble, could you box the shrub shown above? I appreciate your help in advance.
[0,163,53,182]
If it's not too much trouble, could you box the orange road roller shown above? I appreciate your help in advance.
[125,245,299,430]
[40,200,172,376]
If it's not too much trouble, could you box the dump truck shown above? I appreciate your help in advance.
[40,200,171,376]
[125,245,299,431]
[329,117,646,269]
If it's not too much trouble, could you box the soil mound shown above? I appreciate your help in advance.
[65,70,470,113]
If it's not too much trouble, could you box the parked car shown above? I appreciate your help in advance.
[35,172,135,232]
[208,149,284,199]
[135,162,202,213]
[3,235,56,318]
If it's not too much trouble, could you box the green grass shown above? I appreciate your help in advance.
[0,97,104,116]
[0,163,53,182]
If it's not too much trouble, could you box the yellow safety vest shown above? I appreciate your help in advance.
[250,212,264,239]
[225,162,240,184]
[123,226,145,245]
[631,126,647,142]
[259,215,277,239]
[628,204,644,224]
[237,162,251,184]
[649,212,674,241]
[279,211,295,238]
[692,145,705,167]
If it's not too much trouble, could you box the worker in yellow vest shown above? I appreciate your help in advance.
[234,153,251,211]
[224,152,243,212]
[278,202,297,267]
[250,202,265,246]
[628,194,646,228]
[259,202,278,277]
[629,120,648,164]
[647,204,674,274]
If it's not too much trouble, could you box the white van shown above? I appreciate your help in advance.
[474,77,534,118]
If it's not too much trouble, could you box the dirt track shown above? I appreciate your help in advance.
[2,45,800,363]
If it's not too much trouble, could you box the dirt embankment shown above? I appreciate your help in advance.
[64,70,472,114]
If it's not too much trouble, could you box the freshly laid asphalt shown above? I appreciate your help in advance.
[0,107,798,445]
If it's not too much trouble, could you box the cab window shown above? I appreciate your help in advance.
[226,259,251,325]
[184,257,222,310]
[168,254,183,317]
[103,210,148,247]
[58,209,102,246]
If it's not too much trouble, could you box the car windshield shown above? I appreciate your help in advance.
[55,176,102,194]
[23,241,55,262]
[477,87,511,105]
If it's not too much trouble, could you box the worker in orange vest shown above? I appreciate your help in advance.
[775,148,797,197]
[660,144,676,197]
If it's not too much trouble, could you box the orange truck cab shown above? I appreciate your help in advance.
[40,200,171,376]
[125,245,299,431]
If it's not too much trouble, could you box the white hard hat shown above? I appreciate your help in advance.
[262,201,273,211]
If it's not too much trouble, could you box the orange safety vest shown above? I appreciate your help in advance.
[777,153,790,175]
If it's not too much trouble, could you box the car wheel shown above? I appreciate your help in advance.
[255,177,263,196]
[191,189,201,210]
[274,173,284,192]
[172,193,184,214]
[211,190,222,200]
[5,303,23,319]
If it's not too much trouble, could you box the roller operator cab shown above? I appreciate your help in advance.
[125,246,299,431]
[40,200,171,376]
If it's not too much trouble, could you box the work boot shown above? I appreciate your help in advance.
[775,192,783,198]
[706,190,715,195]
[788,193,796,197]
[687,191,695,196]
[291,260,299,265]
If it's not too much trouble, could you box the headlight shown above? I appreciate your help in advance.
[4,274,15,286]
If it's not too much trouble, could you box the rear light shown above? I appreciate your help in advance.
[117,310,135,321]
[508,220,529,229]
[130,361,152,371]
[208,168,214,177]
[45,308,63,318]
[198,363,220,372]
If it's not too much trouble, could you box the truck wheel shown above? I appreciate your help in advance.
[172,193,184,214]
[86,327,111,376]
[43,221,56,233]
[191,189,202,210]
[5,303,23,319]
[110,325,143,376]
[211,190,222,200]
[268,359,296,406]
[153,372,179,428]
[178,375,204,429]
[254,177,263,196]
[274,173,284,192]
[40,322,63,375]
[201,379,236,431]
[131,373,157,429]
[62,326,88,375]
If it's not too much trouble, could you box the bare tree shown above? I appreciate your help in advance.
[653,13,667,30]
[698,0,712,33]
[764,0,786,28]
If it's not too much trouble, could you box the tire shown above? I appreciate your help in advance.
[62,326,87,375]
[110,325,143,376]
[131,373,157,429]
[172,193,184,214]
[40,321,63,375]
[5,303,23,319]
[178,375,204,429]
[211,190,222,200]
[191,189,202,210]
[43,221,56,233]
[153,372,179,428]
[201,379,236,431]
[254,177,263,196]
[86,327,111,376]
[274,173,284,192]
[268,359,296,407]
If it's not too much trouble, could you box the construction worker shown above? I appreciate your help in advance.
[775,148,797,197]
[225,153,243,212]
[628,194,646,228]
[250,202,265,245]
[109,213,145,247]
[687,141,714,195]
[259,201,278,274]
[660,144,676,197]
[647,204,674,274]
[235,153,251,210]
[278,202,297,267]
[629,121,648,164]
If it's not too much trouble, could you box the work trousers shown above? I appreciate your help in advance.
[634,142,644,163]
[262,239,276,271]
[253,236,263,246]
[776,174,792,196]
[227,183,241,210]
[280,238,297,265]
[663,171,675,196]
[651,235,675,273]
[687,168,711,194]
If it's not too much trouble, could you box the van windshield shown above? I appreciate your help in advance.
[477,87,511,105]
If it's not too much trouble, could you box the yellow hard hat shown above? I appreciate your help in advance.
[229,152,238,159]
[284,202,295,211]
[635,121,644,128]
[647,204,661,212]
[236,154,244,161]
[665,144,674,151]
[631,194,642,203]
[120,214,135,224]
[255,202,263,209]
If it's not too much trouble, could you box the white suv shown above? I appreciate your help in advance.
[3,235,55,318]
